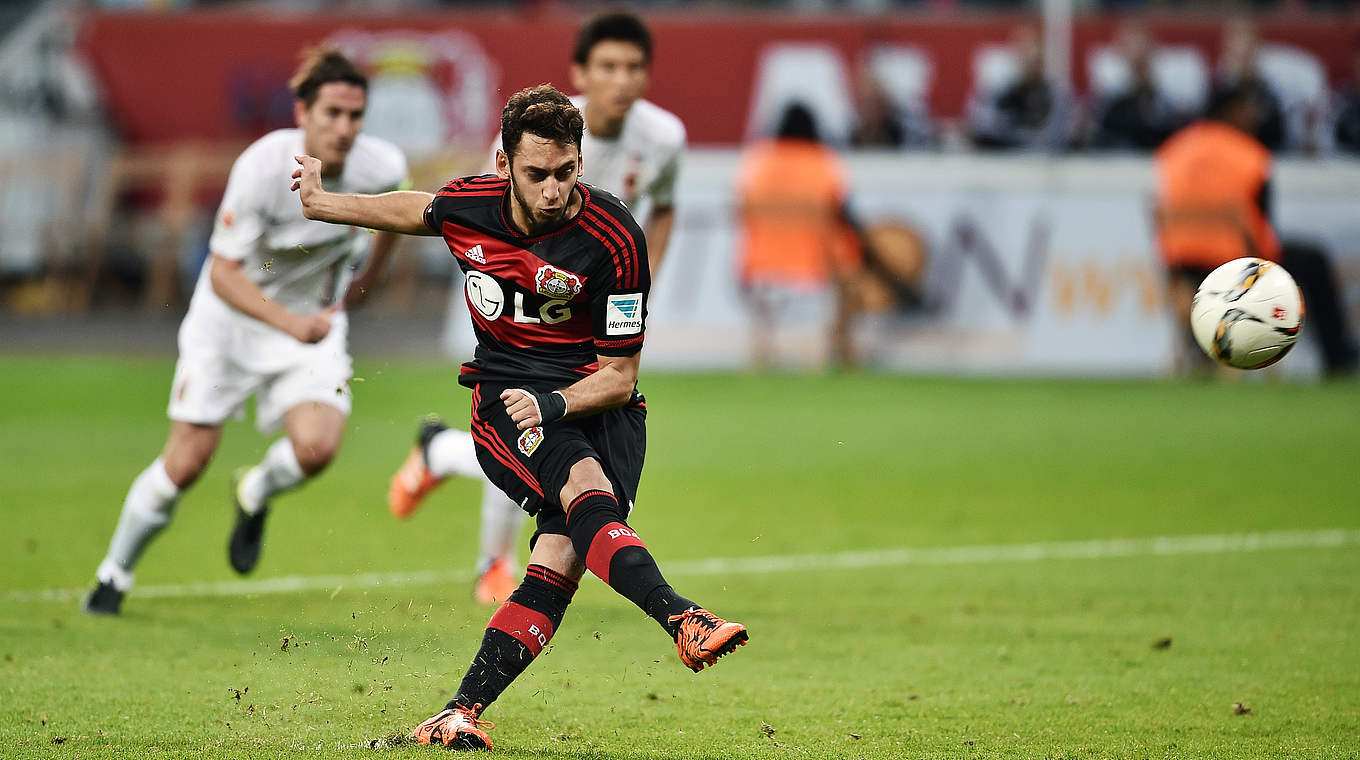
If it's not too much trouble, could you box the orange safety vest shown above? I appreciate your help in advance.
[735,139,861,289]
[1154,120,1280,268]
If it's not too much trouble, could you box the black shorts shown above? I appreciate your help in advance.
[468,382,646,542]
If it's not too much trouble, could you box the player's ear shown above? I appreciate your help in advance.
[293,99,308,129]
[494,149,511,180]
[570,63,587,93]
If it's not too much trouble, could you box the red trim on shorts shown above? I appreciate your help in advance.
[487,601,554,657]
[470,386,543,496]
[585,521,646,586]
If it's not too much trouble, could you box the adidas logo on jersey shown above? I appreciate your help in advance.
[464,245,486,264]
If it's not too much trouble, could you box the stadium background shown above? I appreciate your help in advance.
[2,2,1359,759]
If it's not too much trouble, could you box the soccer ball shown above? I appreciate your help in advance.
[1190,258,1304,369]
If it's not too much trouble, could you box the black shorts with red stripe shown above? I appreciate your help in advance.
[468,382,646,541]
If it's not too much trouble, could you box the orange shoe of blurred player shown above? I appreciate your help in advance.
[411,704,494,750]
[388,417,449,519]
[668,607,749,672]
[475,558,518,605]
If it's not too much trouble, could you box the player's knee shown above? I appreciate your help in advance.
[291,435,339,475]
[559,458,612,506]
[162,446,212,489]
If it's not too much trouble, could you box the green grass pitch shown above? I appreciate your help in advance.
[1,355,1358,759]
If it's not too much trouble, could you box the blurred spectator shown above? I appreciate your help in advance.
[850,58,934,148]
[1332,37,1360,153]
[1155,85,1358,376]
[735,103,863,368]
[1090,23,1189,151]
[850,62,907,148]
[1212,18,1287,152]
[967,23,1074,151]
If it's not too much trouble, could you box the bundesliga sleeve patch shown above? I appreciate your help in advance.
[605,294,644,336]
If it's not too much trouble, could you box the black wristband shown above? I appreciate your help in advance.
[519,389,567,424]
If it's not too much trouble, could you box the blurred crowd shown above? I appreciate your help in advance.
[899,19,1360,155]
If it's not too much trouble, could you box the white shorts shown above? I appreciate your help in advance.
[167,309,353,434]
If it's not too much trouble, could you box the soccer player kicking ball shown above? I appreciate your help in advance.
[293,84,747,750]
[83,48,408,615]
[389,10,688,607]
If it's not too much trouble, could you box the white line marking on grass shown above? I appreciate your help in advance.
[8,528,1358,604]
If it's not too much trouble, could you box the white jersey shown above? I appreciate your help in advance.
[487,96,685,227]
[193,128,407,322]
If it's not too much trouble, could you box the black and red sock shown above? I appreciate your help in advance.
[449,564,577,712]
[565,489,695,637]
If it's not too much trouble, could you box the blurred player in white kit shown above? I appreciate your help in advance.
[388,10,686,604]
[84,47,408,615]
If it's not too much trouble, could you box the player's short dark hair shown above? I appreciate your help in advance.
[1206,83,1251,121]
[290,46,367,107]
[500,84,585,162]
[777,102,821,142]
[572,11,652,66]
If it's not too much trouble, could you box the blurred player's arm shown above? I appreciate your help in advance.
[501,352,640,430]
[208,256,334,343]
[645,145,682,279]
[291,154,437,237]
[342,230,401,309]
[644,206,674,279]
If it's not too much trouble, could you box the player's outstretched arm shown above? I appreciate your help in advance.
[501,353,640,430]
[292,154,437,237]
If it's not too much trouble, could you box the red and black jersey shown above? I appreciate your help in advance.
[424,175,649,389]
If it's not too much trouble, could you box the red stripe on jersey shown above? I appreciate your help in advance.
[579,218,625,287]
[579,209,631,289]
[584,521,647,586]
[585,208,641,289]
[594,334,644,350]
[471,312,593,350]
[487,601,554,657]
[582,210,633,289]
[438,189,504,198]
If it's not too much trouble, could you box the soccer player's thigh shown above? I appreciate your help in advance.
[255,338,354,439]
[586,403,647,516]
[165,345,252,482]
[466,383,595,515]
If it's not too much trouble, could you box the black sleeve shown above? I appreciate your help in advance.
[587,212,651,357]
[424,179,463,233]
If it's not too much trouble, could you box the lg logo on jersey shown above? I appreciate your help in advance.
[465,271,572,324]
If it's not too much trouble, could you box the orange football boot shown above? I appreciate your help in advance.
[411,704,494,750]
[475,558,518,605]
[668,607,749,672]
[388,448,444,519]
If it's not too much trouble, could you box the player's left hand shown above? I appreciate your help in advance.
[291,154,325,216]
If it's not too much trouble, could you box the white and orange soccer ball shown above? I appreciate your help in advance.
[1190,257,1304,369]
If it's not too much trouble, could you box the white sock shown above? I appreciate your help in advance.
[426,428,484,479]
[476,481,526,574]
[237,438,304,515]
[98,458,181,590]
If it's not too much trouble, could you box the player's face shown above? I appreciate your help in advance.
[571,40,649,123]
[296,82,366,172]
[498,134,582,234]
